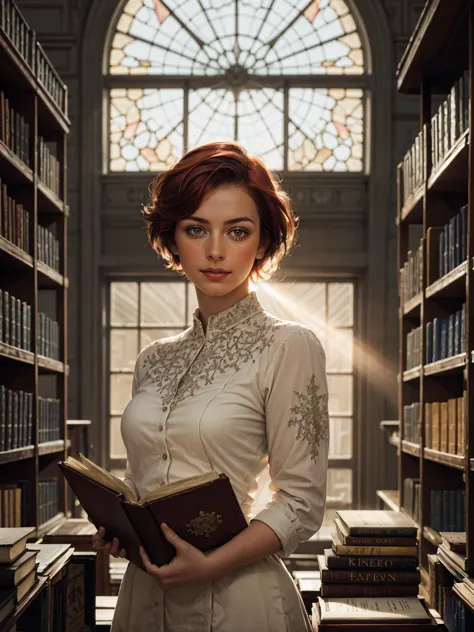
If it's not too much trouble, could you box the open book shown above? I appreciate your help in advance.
[58,455,248,570]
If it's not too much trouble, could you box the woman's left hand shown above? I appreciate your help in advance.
[139,523,213,591]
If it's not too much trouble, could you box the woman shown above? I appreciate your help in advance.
[93,141,329,631]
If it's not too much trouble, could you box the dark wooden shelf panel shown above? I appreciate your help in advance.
[0,445,34,465]
[426,261,467,299]
[0,29,36,93]
[403,293,422,316]
[0,140,33,185]
[402,440,421,457]
[400,186,424,224]
[37,260,67,289]
[469,459,474,472]
[0,342,35,366]
[428,130,469,192]
[37,179,65,214]
[37,355,67,374]
[403,366,422,382]
[424,447,465,470]
[37,87,71,135]
[0,235,33,269]
[397,0,468,93]
[424,353,466,376]
[38,439,67,456]
[423,525,442,546]
[376,489,400,511]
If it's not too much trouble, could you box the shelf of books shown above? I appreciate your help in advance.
[393,0,474,627]
[0,2,93,629]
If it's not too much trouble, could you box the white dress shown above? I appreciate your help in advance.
[111,292,329,632]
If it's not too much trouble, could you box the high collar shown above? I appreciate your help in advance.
[192,292,264,340]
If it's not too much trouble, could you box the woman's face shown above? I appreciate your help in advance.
[173,185,267,298]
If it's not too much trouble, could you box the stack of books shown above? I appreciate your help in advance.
[0,527,38,627]
[437,531,467,579]
[318,510,420,598]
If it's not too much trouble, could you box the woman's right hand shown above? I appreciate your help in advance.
[91,525,127,558]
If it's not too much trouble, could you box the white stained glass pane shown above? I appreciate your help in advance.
[326,328,353,372]
[329,417,352,459]
[140,282,186,326]
[111,283,138,326]
[255,282,327,340]
[237,90,284,170]
[110,0,364,76]
[140,328,184,349]
[110,88,183,171]
[328,283,354,326]
[110,329,138,371]
[288,88,363,172]
[188,89,235,149]
[327,374,352,415]
[110,417,127,459]
[327,468,352,504]
[110,374,134,415]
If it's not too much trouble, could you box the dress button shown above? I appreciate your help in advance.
[162,454,168,461]
[162,405,167,412]
[158,424,164,432]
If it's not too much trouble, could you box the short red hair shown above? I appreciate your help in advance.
[142,142,298,280]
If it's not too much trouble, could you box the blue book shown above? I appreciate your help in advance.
[426,322,433,364]
[449,217,456,271]
[460,205,467,262]
[448,314,454,357]
[455,310,461,355]
[439,230,445,277]
[461,303,466,353]
[433,317,441,362]
[444,222,450,274]
[440,319,447,360]
[454,212,461,267]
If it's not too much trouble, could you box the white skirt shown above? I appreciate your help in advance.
[110,553,312,632]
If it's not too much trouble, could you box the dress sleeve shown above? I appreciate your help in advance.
[250,327,329,557]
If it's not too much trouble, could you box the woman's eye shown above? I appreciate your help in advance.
[185,226,204,237]
[230,228,249,240]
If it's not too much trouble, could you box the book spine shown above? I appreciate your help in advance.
[320,583,420,598]
[321,569,421,584]
[122,502,173,568]
[333,544,418,556]
[326,556,418,570]
[343,527,417,537]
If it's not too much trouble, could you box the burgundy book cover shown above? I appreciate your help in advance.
[58,464,248,569]
[57,463,145,569]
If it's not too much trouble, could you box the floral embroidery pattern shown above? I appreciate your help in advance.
[141,293,274,411]
[288,374,329,462]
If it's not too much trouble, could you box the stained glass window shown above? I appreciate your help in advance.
[108,0,367,172]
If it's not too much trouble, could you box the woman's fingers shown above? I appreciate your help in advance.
[91,528,125,558]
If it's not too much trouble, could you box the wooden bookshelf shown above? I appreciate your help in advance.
[0,0,70,539]
[396,0,474,612]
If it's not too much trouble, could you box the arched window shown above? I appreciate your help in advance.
[107,0,366,172]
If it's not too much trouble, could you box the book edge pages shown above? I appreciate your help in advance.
[75,455,137,502]
[337,510,415,531]
[138,471,220,504]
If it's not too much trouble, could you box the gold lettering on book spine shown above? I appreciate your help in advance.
[187,510,223,537]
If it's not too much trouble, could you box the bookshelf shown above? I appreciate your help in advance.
[0,0,70,539]
[393,0,474,616]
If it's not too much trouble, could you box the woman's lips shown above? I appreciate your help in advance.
[201,270,230,280]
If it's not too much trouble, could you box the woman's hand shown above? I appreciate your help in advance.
[91,525,127,558]
[139,523,212,591]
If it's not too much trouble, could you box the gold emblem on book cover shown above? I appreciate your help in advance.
[187,510,223,537]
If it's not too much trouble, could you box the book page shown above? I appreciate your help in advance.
[318,597,430,621]
[63,456,137,503]
[138,471,219,504]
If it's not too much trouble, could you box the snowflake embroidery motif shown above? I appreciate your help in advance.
[288,373,329,462]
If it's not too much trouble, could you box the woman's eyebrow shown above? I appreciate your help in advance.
[185,215,256,226]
